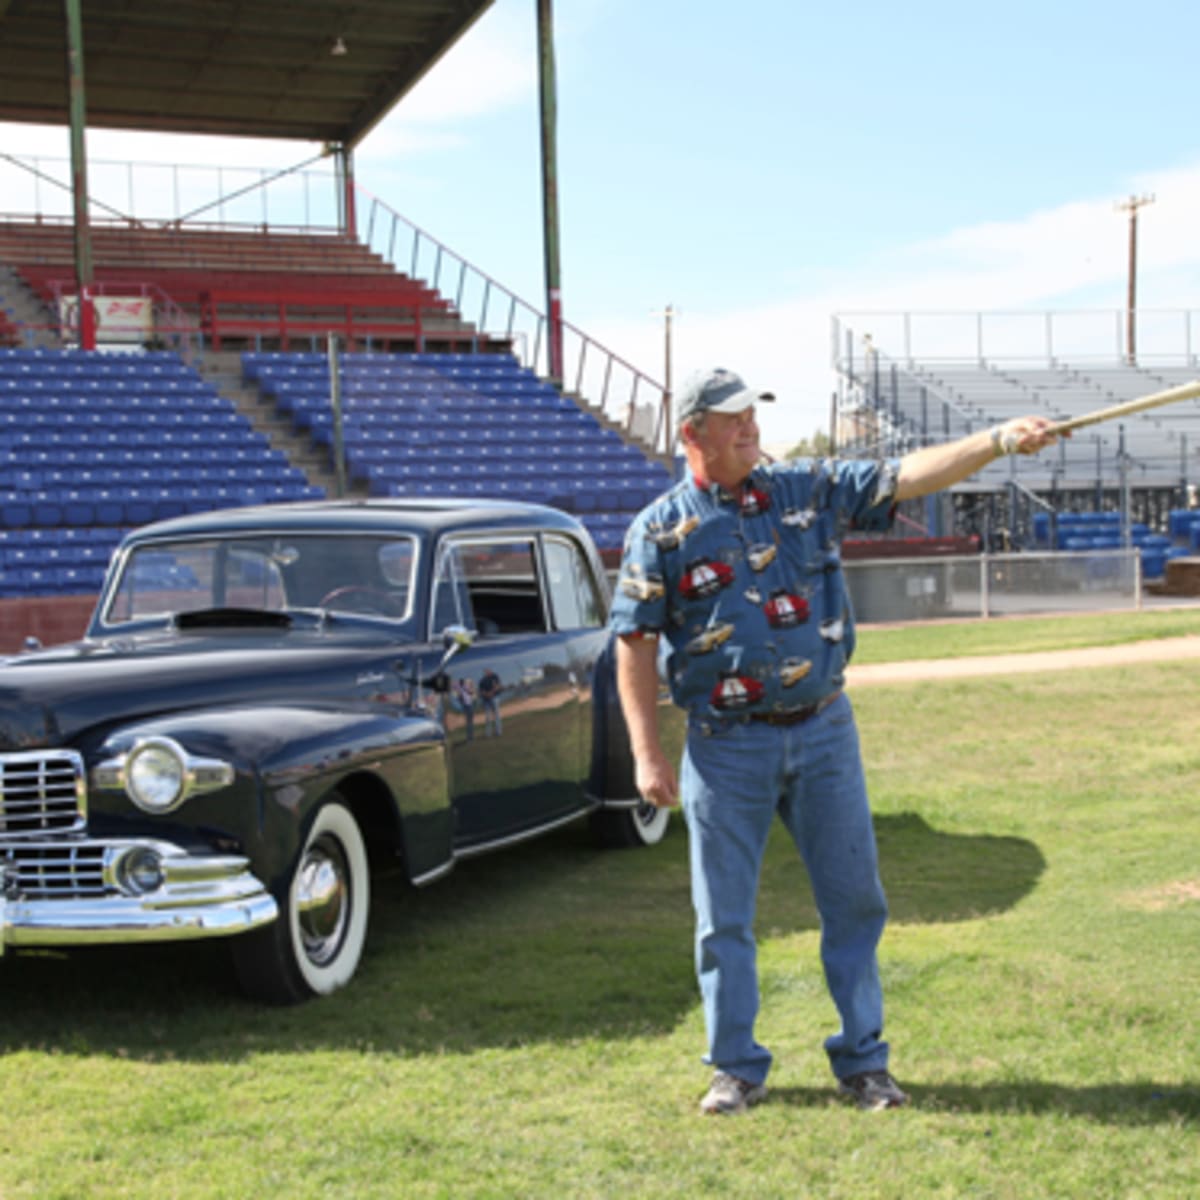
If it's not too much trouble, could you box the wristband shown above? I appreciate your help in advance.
[990,427,1019,457]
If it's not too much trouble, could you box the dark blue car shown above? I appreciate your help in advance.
[0,499,677,1002]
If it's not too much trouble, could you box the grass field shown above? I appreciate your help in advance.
[1,616,1197,1198]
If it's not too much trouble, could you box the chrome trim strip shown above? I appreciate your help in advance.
[409,858,455,887]
[453,806,588,859]
[585,792,642,811]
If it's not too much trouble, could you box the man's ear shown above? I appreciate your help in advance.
[679,420,699,447]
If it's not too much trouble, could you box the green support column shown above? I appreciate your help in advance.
[64,0,96,350]
[537,0,563,386]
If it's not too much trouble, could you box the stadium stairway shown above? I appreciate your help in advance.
[241,349,674,553]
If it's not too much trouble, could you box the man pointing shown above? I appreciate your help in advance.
[608,367,1058,1115]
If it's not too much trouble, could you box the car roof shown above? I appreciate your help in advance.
[119,498,588,547]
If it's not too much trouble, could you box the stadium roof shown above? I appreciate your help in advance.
[0,0,493,147]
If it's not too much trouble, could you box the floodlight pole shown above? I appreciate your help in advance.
[64,0,96,351]
[536,0,564,387]
[1117,193,1155,364]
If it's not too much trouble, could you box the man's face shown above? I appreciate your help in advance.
[689,406,761,484]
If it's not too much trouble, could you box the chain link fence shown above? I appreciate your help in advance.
[846,550,1142,623]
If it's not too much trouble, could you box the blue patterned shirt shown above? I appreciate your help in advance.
[608,458,900,720]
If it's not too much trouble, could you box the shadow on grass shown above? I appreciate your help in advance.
[769,1081,1198,1126]
[0,810,1043,1060]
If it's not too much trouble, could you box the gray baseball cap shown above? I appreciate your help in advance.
[675,368,775,428]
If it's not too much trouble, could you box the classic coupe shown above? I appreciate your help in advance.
[0,500,677,1002]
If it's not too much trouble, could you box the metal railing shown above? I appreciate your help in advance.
[356,186,669,454]
[0,151,670,453]
[833,309,1200,372]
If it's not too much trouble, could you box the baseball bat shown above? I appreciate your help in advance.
[1044,379,1200,435]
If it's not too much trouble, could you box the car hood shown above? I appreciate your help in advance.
[0,626,418,751]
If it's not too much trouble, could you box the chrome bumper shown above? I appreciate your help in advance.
[0,838,279,952]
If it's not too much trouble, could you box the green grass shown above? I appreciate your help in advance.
[1,639,1198,1197]
[854,605,1200,663]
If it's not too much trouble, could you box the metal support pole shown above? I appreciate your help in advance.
[536,0,564,387]
[64,0,95,351]
[1118,424,1130,546]
[338,145,357,240]
[328,334,346,498]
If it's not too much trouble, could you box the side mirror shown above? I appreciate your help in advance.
[423,625,477,692]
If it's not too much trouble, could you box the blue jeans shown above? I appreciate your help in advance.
[680,693,889,1085]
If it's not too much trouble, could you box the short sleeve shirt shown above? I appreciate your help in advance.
[608,458,900,720]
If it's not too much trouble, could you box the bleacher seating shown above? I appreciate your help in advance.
[0,221,495,353]
[243,350,674,547]
[0,346,323,597]
[849,356,1200,492]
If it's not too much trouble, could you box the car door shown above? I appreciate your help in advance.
[430,532,582,850]
[540,531,609,780]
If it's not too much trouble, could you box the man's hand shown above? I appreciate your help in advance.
[635,748,680,809]
[992,415,1064,456]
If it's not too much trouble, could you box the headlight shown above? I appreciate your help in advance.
[113,845,165,894]
[126,738,187,813]
[93,735,236,814]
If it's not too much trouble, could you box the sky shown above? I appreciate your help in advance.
[2,0,1198,452]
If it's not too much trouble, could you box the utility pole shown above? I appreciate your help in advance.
[656,303,674,449]
[1117,193,1155,364]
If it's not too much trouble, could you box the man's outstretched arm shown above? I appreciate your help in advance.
[895,415,1060,502]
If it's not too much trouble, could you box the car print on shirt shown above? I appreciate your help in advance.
[709,670,765,711]
[819,616,845,643]
[747,543,777,571]
[619,564,665,602]
[686,621,736,655]
[782,507,817,531]
[679,557,735,601]
[763,587,810,628]
[645,513,700,552]
[740,485,771,517]
[780,658,813,687]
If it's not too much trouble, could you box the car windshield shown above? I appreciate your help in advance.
[104,533,417,625]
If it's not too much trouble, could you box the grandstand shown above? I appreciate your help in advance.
[0,226,672,611]
[834,311,1200,574]
[0,3,680,646]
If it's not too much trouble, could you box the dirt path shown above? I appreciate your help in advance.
[846,635,1200,687]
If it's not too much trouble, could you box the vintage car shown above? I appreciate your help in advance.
[0,500,680,1003]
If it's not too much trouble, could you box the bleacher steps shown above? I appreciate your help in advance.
[198,352,366,500]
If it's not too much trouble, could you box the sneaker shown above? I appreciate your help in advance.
[699,1071,768,1115]
[838,1070,909,1111]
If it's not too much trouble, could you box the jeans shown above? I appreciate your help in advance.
[680,693,889,1085]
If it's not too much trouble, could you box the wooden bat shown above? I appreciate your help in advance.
[1045,379,1200,435]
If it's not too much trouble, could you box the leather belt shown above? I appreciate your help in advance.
[747,691,841,727]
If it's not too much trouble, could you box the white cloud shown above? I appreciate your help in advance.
[584,161,1200,448]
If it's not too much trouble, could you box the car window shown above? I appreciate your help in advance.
[543,536,605,630]
[431,537,547,637]
[105,534,416,624]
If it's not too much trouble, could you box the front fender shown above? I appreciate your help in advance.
[88,703,452,888]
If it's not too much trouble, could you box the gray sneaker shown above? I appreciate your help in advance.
[699,1071,768,1115]
[838,1070,909,1111]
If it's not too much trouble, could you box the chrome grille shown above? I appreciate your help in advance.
[2,842,109,899]
[0,751,87,837]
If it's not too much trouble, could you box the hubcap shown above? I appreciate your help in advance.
[295,834,351,966]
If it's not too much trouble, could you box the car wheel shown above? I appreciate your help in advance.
[232,797,370,1004]
[589,799,670,849]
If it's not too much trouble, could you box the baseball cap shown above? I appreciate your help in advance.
[674,368,775,428]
